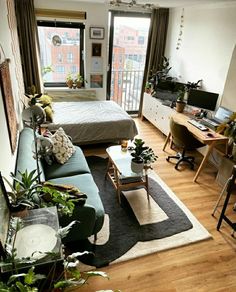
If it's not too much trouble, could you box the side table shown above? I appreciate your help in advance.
[106,145,149,204]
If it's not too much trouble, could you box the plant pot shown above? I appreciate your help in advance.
[176,101,186,113]
[76,81,83,88]
[131,159,144,174]
[66,80,73,89]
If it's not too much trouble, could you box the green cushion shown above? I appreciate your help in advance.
[16,128,45,181]
[49,173,105,239]
[43,146,91,180]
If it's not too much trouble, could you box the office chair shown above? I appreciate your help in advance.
[166,118,205,170]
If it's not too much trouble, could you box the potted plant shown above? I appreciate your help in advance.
[130,138,157,173]
[75,74,84,88]
[145,81,152,94]
[66,73,74,89]
[175,79,202,113]
[175,87,187,113]
[217,112,236,158]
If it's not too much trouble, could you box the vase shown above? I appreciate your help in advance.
[131,160,144,174]
[176,101,186,113]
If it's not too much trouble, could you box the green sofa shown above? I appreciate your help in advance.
[15,127,105,242]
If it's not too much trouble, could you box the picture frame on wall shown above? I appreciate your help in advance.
[92,43,102,57]
[90,74,103,88]
[91,57,103,72]
[90,27,104,39]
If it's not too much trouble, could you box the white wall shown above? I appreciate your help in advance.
[34,0,109,100]
[0,0,24,180]
[165,3,236,109]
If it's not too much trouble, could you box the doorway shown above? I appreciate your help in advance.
[107,11,150,113]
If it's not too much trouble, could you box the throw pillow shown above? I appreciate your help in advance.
[51,127,75,164]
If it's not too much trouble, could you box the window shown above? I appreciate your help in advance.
[138,36,144,45]
[57,53,63,63]
[56,66,65,73]
[67,52,73,63]
[37,20,85,87]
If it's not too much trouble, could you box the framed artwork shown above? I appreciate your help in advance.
[0,59,18,154]
[91,57,103,72]
[90,27,104,39]
[90,74,103,88]
[92,43,102,57]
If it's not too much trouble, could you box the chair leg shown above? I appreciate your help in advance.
[167,148,195,170]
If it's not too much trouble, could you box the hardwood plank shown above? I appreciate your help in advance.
[78,118,236,292]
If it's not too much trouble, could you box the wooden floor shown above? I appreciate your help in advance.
[78,118,236,292]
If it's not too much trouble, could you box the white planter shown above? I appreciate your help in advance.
[131,160,144,174]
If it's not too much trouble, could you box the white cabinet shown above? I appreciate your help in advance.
[142,93,174,136]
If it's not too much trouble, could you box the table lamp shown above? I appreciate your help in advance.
[22,105,46,183]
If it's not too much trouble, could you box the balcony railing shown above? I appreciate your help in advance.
[110,69,144,112]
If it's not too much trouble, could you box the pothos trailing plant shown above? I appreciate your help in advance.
[0,220,114,291]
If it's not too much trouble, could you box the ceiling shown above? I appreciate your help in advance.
[68,0,236,8]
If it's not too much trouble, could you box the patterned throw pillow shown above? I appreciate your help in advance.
[51,127,75,164]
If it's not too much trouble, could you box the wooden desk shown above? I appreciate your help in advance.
[163,112,229,182]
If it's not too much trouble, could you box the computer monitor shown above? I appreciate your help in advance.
[187,89,219,111]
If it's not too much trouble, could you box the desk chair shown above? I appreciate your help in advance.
[166,118,205,170]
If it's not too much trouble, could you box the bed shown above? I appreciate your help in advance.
[47,100,138,145]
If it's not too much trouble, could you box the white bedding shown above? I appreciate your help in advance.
[47,100,138,145]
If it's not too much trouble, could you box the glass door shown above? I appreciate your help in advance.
[107,11,150,113]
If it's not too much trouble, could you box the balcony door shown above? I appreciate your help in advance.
[107,11,150,113]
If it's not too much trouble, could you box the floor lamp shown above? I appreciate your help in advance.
[22,105,46,184]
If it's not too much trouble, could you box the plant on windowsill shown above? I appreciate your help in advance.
[130,138,157,173]
[75,73,84,88]
[66,72,74,89]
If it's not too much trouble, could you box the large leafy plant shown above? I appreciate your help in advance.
[131,138,157,165]
[3,169,86,216]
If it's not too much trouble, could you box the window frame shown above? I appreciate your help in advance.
[37,20,85,88]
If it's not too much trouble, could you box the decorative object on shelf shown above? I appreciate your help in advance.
[89,27,105,39]
[92,43,102,57]
[176,8,184,50]
[130,138,157,173]
[109,0,159,10]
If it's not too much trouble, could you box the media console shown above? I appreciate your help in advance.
[142,92,175,135]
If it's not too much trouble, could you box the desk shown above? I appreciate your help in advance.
[163,112,228,182]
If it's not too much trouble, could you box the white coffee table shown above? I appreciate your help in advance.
[106,145,149,204]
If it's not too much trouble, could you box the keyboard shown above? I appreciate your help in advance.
[201,117,219,127]
[187,119,208,131]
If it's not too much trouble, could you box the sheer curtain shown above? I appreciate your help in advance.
[14,0,42,93]
[139,8,169,114]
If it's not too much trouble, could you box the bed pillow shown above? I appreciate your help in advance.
[51,127,75,164]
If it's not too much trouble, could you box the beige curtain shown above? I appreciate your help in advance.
[14,0,42,94]
[139,8,169,114]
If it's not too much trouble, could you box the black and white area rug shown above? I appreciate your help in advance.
[68,156,211,268]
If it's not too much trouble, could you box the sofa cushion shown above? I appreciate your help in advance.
[52,127,75,164]
[43,146,91,180]
[16,128,45,181]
